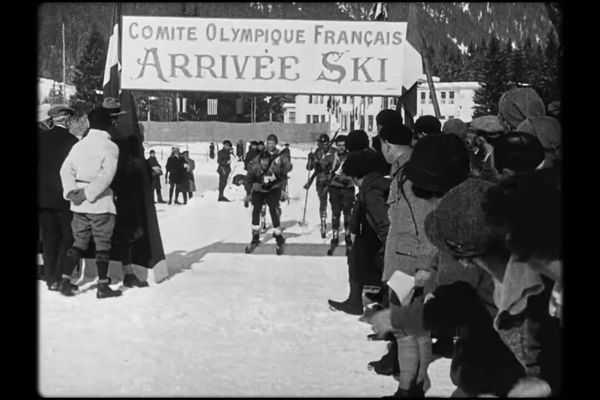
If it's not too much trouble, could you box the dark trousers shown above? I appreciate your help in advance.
[329,186,355,231]
[218,171,230,197]
[251,188,282,227]
[316,180,329,214]
[169,183,176,202]
[39,209,74,284]
[152,177,164,202]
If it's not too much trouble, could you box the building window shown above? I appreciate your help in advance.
[441,92,446,104]
[321,115,326,123]
[449,91,455,104]
[306,115,311,124]
[341,114,347,131]
[388,97,396,106]
[420,92,426,104]
[440,115,446,120]
[448,115,454,120]
[368,115,374,131]
[289,111,296,124]
[382,97,388,109]
[360,115,365,130]
[342,96,347,104]
[428,92,432,104]
[312,115,319,124]
[367,96,373,105]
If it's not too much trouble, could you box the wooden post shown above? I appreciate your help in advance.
[62,23,66,104]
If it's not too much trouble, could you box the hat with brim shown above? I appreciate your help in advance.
[102,97,127,116]
[442,118,468,139]
[424,178,503,258]
[48,105,75,118]
[470,115,504,135]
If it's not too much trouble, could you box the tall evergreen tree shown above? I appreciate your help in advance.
[542,30,561,103]
[69,24,106,116]
[473,35,508,117]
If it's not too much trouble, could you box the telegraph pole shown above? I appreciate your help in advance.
[62,23,66,103]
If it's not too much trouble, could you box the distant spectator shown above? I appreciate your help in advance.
[209,142,215,159]
[165,147,186,205]
[147,150,165,203]
[181,150,196,199]
[217,140,233,202]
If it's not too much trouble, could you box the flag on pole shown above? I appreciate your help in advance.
[368,2,388,21]
[102,3,121,98]
[100,3,166,272]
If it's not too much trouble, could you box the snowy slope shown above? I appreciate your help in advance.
[39,142,455,397]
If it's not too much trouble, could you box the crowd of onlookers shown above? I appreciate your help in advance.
[321,87,561,397]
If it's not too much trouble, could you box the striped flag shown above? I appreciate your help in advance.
[207,98,218,115]
[102,3,122,98]
[368,2,388,21]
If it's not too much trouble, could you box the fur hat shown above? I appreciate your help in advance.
[493,131,545,173]
[498,87,545,130]
[346,130,370,151]
[379,124,413,145]
[404,134,470,194]
[342,149,379,179]
[424,178,503,258]
[414,115,442,135]
[376,109,403,128]
[442,118,468,139]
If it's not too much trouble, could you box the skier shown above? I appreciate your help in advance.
[245,133,292,254]
[324,135,355,255]
[305,133,334,238]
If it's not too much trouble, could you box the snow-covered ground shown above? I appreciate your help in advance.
[38,142,455,397]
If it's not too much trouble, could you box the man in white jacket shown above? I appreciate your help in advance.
[59,108,121,299]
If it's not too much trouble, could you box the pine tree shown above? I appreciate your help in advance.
[69,24,106,116]
[543,31,561,103]
[473,35,507,117]
[509,44,526,86]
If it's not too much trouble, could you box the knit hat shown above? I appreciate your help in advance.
[493,131,545,174]
[424,178,504,258]
[470,115,504,135]
[346,130,370,151]
[414,115,442,135]
[376,109,403,128]
[516,117,561,151]
[223,140,232,147]
[342,149,379,179]
[442,118,468,139]
[404,134,470,194]
[379,123,413,145]
[317,133,329,143]
[87,108,113,131]
[498,87,545,130]
[266,133,278,144]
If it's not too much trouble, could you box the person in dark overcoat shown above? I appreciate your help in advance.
[165,147,186,204]
[104,97,150,288]
[38,105,79,291]
[217,140,233,202]
[147,150,165,203]
[338,151,391,314]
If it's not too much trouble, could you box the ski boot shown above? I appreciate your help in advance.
[275,233,286,255]
[58,276,78,297]
[327,230,339,255]
[245,230,261,254]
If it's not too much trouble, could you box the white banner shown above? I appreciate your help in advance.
[121,16,423,96]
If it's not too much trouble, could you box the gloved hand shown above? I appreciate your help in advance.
[67,189,86,206]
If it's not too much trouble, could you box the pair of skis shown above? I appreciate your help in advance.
[245,235,285,255]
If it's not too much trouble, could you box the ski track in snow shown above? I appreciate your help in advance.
[39,142,455,397]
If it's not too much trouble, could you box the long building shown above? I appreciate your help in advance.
[283,79,481,134]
